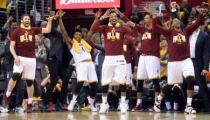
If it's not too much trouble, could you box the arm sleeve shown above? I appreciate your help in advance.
[90,19,105,33]
[184,15,204,36]
[152,17,171,38]
[33,27,42,34]
[121,15,130,22]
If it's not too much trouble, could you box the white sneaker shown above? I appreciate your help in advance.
[154,104,161,112]
[99,103,109,114]
[153,98,161,112]
[90,105,98,112]
[185,106,196,114]
[120,102,128,114]
[0,106,8,113]
[67,100,77,111]
[16,107,25,113]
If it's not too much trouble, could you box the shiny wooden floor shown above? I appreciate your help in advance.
[0,112,209,120]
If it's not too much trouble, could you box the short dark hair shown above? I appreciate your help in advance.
[144,12,153,19]
[74,28,82,34]
[21,14,30,20]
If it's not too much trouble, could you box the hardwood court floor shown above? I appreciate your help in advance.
[0,112,209,120]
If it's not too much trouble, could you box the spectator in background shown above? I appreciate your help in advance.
[130,4,143,24]
[179,0,192,25]
[34,34,48,99]
[1,16,17,41]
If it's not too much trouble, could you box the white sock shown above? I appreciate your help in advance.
[174,102,178,110]
[187,98,192,106]
[165,102,171,110]
[102,96,107,104]
[121,96,126,103]
[136,98,142,105]
[6,91,11,97]
[28,98,33,104]
[88,96,94,106]
[72,95,78,102]
[157,95,163,101]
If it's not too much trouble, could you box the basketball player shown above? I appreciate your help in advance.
[1,14,54,113]
[91,9,132,114]
[152,7,206,113]
[57,10,98,112]
[119,12,162,111]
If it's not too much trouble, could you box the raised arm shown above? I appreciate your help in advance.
[87,9,103,40]
[169,2,179,19]
[91,9,110,33]
[185,7,206,36]
[153,17,171,38]
[114,8,131,23]
[2,16,13,30]
[42,16,54,33]
[57,10,72,49]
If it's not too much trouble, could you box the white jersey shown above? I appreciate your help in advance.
[70,44,92,64]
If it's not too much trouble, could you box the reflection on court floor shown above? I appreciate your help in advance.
[0,112,208,120]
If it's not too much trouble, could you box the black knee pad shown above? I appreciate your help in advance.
[12,73,21,81]
[152,79,160,93]
[102,85,108,93]
[89,83,97,97]
[74,81,84,95]
[120,85,126,92]
[162,85,173,94]
[185,76,194,90]
[26,80,34,87]
[173,85,181,92]
[137,80,144,93]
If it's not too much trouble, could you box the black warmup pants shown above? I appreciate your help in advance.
[43,58,72,105]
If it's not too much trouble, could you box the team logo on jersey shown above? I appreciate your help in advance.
[173,34,186,44]
[107,28,120,41]
[20,31,32,42]
[142,32,152,40]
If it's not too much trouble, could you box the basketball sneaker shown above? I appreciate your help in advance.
[99,103,109,114]
[120,102,128,114]
[184,106,196,114]
[67,100,77,111]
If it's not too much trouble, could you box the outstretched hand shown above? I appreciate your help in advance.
[7,16,13,23]
[170,2,177,9]
[95,9,102,18]
[102,9,111,19]
[198,7,207,16]
[113,7,124,18]
[56,10,65,18]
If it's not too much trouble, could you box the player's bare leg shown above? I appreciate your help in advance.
[185,76,196,114]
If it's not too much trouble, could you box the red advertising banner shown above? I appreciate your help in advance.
[55,0,120,9]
